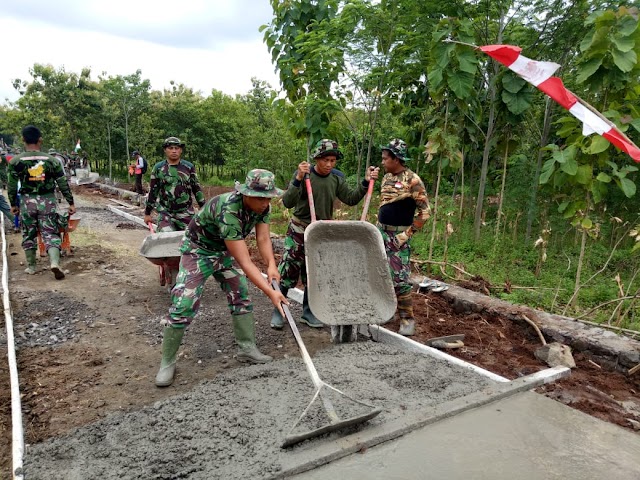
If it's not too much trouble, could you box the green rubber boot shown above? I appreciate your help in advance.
[270,286,289,329]
[48,247,65,280]
[155,326,185,387]
[233,313,273,364]
[301,289,323,328]
[24,249,37,275]
[397,292,415,336]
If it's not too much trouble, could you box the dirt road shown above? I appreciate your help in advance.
[1,185,639,478]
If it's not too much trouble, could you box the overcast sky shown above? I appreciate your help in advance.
[0,0,281,103]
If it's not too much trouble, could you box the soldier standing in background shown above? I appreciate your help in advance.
[270,139,379,330]
[8,125,76,279]
[377,139,430,336]
[143,137,205,231]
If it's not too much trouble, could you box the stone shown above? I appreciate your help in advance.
[535,342,576,368]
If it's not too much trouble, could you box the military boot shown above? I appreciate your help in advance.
[155,325,185,387]
[233,313,272,363]
[24,249,37,275]
[270,285,289,329]
[301,289,323,328]
[48,247,65,280]
[397,291,415,336]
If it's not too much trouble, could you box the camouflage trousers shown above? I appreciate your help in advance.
[157,209,194,232]
[20,193,62,252]
[167,246,252,326]
[277,219,307,290]
[379,228,414,319]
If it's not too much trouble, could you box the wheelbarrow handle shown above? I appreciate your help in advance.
[360,178,375,222]
[304,173,317,223]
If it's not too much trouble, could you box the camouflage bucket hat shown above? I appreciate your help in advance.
[48,148,57,154]
[381,138,411,162]
[162,136,185,148]
[235,169,283,198]
[311,139,343,160]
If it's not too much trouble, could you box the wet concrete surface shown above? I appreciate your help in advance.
[295,390,640,480]
[23,342,494,479]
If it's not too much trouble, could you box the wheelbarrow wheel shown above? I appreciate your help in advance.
[159,265,166,286]
[331,325,356,344]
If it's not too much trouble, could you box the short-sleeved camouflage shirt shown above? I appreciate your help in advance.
[182,191,270,253]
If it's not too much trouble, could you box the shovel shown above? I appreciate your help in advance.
[273,281,382,448]
[425,334,465,349]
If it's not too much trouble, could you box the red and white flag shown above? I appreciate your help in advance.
[479,44,640,163]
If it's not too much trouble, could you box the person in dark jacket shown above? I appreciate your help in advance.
[270,139,379,329]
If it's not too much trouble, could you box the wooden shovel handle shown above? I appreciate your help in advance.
[304,173,317,223]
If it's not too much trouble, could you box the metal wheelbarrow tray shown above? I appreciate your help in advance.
[139,231,184,286]
[304,220,396,326]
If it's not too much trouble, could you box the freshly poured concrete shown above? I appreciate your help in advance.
[296,391,640,480]
[304,221,396,325]
[23,342,496,479]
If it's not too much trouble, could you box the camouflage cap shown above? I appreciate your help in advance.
[162,136,185,148]
[48,148,57,154]
[235,169,283,198]
[311,139,343,160]
[381,138,411,162]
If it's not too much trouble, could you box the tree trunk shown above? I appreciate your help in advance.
[525,97,552,243]
[473,78,497,240]
[494,135,510,249]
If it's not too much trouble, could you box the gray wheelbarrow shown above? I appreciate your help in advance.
[303,174,396,342]
[139,230,184,289]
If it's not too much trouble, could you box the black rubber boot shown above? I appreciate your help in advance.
[301,289,323,328]
[270,286,289,329]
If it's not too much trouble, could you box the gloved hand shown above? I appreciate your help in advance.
[393,231,410,249]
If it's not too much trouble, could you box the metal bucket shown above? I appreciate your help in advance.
[304,220,396,326]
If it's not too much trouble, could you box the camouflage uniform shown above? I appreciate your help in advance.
[0,153,8,189]
[168,190,271,324]
[8,150,74,252]
[377,139,430,329]
[144,159,205,232]
[155,169,283,387]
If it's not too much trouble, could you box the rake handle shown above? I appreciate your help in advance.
[272,280,322,388]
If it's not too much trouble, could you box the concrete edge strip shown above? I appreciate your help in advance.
[275,366,570,479]
[368,324,510,383]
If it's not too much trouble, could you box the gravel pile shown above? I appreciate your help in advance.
[12,292,96,348]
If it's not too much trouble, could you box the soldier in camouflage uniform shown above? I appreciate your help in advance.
[143,137,205,232]
[377,139,430,336]
[8,126,76,280]
[270,139,379,330]
[155,169,288,387]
